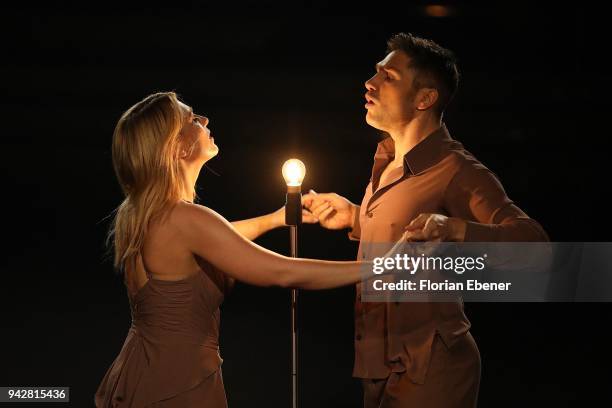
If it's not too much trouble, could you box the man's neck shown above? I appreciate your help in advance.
[387,115,442,165]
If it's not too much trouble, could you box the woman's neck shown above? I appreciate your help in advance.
[180,161,203,203]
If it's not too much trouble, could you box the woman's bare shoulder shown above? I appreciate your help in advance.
[168,201,228,232]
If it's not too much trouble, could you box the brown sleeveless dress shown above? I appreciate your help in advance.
[95,258,229,407]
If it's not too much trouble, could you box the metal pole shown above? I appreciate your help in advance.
[290,225,298,408]
[284,171,303,408]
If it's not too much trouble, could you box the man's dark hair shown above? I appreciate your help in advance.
[387,32,459,117]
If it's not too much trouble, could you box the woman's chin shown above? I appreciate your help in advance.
[203,149,219,162]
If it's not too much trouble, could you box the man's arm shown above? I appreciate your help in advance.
[302,190,360,240]
[347,204,362,241]
[445,163,549,242]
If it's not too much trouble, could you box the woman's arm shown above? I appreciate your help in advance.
[231,208,283,241]
[231,207,318,241]
[174,203,368,289]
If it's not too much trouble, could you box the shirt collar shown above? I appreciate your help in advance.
[374,122,453,176]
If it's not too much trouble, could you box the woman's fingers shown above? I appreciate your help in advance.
[405,213,430,231]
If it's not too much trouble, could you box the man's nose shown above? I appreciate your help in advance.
[201,116,209,126]
[365,75,376,91]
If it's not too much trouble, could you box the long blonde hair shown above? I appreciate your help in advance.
[107,91,195,273]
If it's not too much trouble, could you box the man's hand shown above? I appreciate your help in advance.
[404,213,467,242]
[302,190,358,230]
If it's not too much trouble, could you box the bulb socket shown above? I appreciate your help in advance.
[285,191,302,226]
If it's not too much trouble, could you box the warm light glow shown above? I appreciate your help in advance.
[282,159,306,186]
[424,5,452,17]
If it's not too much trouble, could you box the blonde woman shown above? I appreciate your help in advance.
[95,92,379,407]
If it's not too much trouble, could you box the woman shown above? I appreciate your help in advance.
[94,92,377,407]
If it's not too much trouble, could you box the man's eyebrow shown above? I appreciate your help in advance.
[375,63,401,75]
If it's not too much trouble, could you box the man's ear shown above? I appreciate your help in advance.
[416,88,439,111]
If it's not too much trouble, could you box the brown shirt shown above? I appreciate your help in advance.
[350,123,548,381]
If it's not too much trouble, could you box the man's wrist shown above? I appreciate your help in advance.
[450,217,467,241]
[349,204,359,229]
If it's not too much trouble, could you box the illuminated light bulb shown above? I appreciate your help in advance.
[282,159,306,187]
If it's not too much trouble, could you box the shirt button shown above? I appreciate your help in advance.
[356,333,362,341]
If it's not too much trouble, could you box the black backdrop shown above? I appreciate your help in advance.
[3,2,612,407]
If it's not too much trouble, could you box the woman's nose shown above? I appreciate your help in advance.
[196,115,209,126]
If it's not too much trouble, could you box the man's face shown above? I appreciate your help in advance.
[364,50,418,132]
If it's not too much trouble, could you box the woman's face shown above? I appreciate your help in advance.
[178,101,218,163]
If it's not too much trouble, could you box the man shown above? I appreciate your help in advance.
[303,33,548,407]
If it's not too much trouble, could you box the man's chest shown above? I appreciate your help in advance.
[358,171,452,241]
[377,161,402,190]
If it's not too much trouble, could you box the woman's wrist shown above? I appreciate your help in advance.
[268,208,286,230]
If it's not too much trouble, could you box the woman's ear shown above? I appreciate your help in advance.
[177,133,187,159]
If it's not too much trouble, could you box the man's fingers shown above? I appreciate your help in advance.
[318,206,335,221]
[302,196,326,210]
[302,192,332,209]
[311,201,331,218]
[309,192,336,203]
[302,209,319,224]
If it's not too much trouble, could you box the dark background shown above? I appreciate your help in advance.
[3,2,611,407]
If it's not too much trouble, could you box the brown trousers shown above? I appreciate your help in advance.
[362,332,480,408]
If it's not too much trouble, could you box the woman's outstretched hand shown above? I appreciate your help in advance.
[404,213,466,242]
[271,205,319,227]
[231,205,319,241]
[381,229,411,263]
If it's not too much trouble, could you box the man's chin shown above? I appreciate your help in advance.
[365,113,384,131]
